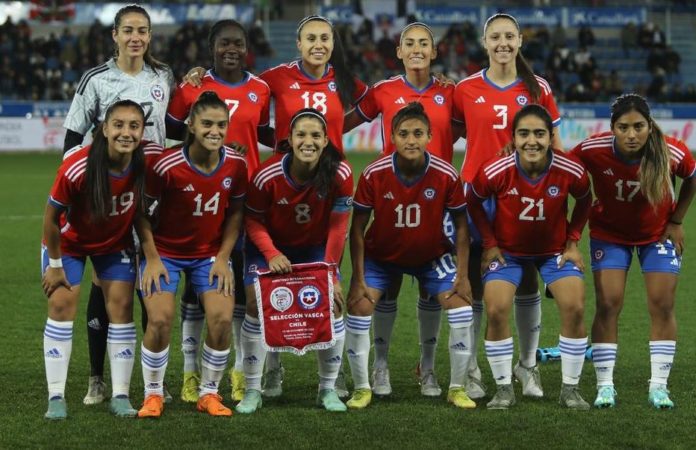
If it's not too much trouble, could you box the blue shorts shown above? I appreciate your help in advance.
[464,183,496,246]
[140,256,227,296]
[41,247,135,286]
[590,239,681,274]
[483,254,583,287]
[244,243,327,286]
[364,253,457,297]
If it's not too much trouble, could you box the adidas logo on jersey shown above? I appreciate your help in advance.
[115,348,134,359]
[289,82,300,90]
[383,192,395,200]
[506,188,519,196]
[277,198,289,205]
[603,168,614,176]
[475,96,486,104]
[394,97,406,104]
[87,318,102,331]
[183,184,195,192]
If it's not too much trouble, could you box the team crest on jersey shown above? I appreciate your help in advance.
[433,94,445,105]
[248,92,258,103]
[150,85,166,102]
[298,285,321,310]
[222,177,233,190]
[423,188,436,200]
[270,287,294,312]
[248,264,258,273]
[546,185,560,197]
[516,95,528,106]
[328,81,337,92]
[593,249,604,261]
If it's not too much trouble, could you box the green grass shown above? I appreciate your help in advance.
[2,151,696,448]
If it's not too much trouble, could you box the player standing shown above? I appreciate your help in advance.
[235,108,353,413]
[346,103,475,409]
[467,105,592,410]
[136,93,247,418]
[166,19,272,403]
[62,4,175,405]
[453,13,563,399]
[42,100,148,420]
[570,94,696,409]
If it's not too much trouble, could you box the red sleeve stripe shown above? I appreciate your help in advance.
[363,159,392,180]
[65,157,88,181]
[555,153,585,172]
[154,152,186,175]
[253,165,283,189]
[668,143,685,162]
[483,155,515,178]
[551,158,584,179]
[484,160,515,180]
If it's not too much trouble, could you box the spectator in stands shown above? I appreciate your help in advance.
[647,67,668,102]
[577,24,595,48]
[248,19,273,57]
[551,23,566,48]
[621,21,638,56]
[664,45,681,74]
[605,70,624,97]
[574,46,596,86]
[547,44,574,73]
[683,84,696,102]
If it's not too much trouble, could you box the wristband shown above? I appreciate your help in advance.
[48,258,63,268]
[669,219,682,225]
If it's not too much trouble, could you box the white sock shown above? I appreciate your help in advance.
[181,302,205,373]
[232,304,246,371]
[447,306,473,388]
[559,335,587,385]
[485,337,514,385]
[141,345,169,397]
[592,343,618,387]
[241,315,266,390]
[346,315,372,390]
[107,322,136,398]
[468,299,484,378]
[514,292,541,369]
[649,340,676,390]
[200,344,230,396]
[318,318,345,391]
[418,296,442,374]
[44,319,73,400]
[372,298,397,370]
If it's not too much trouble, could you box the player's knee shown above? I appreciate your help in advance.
[564,300,585,325]
[595,295,623,317]
[48,297,76,321]
[486,307,508,330]
[348,299,373,317]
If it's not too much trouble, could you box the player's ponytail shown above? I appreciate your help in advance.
[483,13,541,102]
[611,94,673,207]
[289,108,344,198]
[297,16,357,111]
[184,91,228,147]
[86,100,146,222]
[113,4,168,72]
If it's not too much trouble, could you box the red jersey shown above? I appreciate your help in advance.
[246,154,354,248]
[356,75,459,162]
[470,151,590,256]
[353,153,466,267]
[49,144,154,256]
[571,132,696,245]
[147,146,247,258]
[166,70,270,178]
[259,61,367,152]
[454,69,561,182]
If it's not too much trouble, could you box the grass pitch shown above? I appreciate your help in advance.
[1,151,695,449]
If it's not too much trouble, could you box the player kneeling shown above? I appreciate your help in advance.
[346,102,476,410]
[468,104,592,410]
[137,92,247,418]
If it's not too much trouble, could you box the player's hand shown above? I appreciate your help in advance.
[660,222,684,255]
[142,257,169,297]
[433,72,455,87]
[209,257,234,297]
[268,254,292,274]
[333,281,345,315]
[497,142,514,157]
[347,279,374,309]
[481,246,505,275]
[558,240,584,272]
[447,276,473,306]
[228,141,248,156]
[42,267,71,297]
[183,66,206,87]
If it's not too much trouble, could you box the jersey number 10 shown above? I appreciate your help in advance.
[395,203,421,228]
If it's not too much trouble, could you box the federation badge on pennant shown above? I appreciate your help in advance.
[254,262,336,355]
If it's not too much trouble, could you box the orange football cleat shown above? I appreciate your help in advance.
[197,393,233,417]
[138,394,164,418]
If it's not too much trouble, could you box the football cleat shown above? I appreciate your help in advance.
[236,389,263,414]
[594,385,617,408]
[230,369,246,402]
[317,389,347,412]
[110,396,137,418]
[487,384,516,410]
[45,397,67,420]
[346,388,372,409]
[83,376,107,405]
[137,394,164,418]
[180,371,200,403]
[447,387,476,409]
[513,362,544,398]
[648,387,674,409]
[559,384,590,410]
[261,366,284,398]
[197,393,233,416]
[371,367,392,396]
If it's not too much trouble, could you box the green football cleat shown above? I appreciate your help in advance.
[110,396,138,418]
[648,387,674,409]
[235,389,263,414]
[346,388,372,409]
[317,389,347,412]
[180,371,200,403]
[45,397,67,420]
[594,386,617,408]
